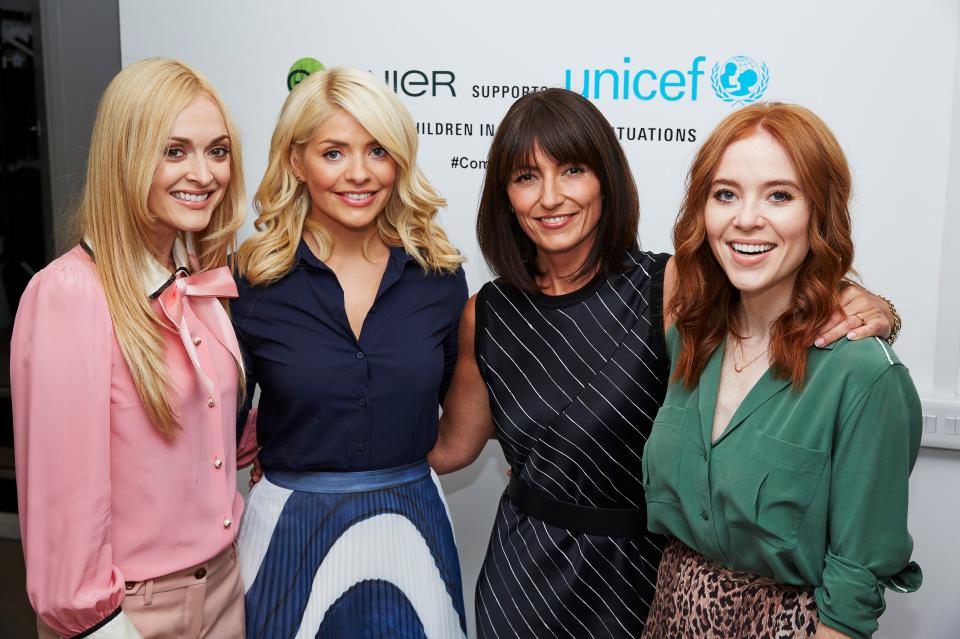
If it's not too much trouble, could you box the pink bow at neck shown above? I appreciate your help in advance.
[156,267,241,400]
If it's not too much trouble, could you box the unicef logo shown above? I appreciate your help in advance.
[711,56,769,105]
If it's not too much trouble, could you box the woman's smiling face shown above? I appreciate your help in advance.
[506,145,603,261]
[704,128,811,301]
[292,108,398,234]
[148,95,231,248]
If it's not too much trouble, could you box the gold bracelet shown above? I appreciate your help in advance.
[877,294,901,345]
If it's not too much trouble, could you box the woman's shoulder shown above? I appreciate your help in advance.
[814,337,916,407]
[405,256,467,302]
[475,277,525,311]
[230,267,272,326]
[624,248,672,278]
[45,244,97,272]
[822,336,905,377]
[26,245,103,297]
[430,261,468,288]
[816,338,921,446]
[16,245,111,328]
[430,263,468,313]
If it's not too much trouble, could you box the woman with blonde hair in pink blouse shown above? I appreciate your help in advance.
[12,57,249,638]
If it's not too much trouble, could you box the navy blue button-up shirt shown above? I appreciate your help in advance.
[232,240,467,472]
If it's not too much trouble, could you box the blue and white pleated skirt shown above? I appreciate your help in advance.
[239,461,467,638]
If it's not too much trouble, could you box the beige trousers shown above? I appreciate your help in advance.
[38,543,244,638]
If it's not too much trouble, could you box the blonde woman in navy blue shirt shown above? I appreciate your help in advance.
[232,67,468,638]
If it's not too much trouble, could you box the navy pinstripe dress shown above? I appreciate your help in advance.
[474,250,671,638]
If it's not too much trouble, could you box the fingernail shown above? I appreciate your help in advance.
[814,338,825,348]
[846,332,856,340]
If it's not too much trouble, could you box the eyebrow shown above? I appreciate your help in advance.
[315,138,379,147]
[168,135,230,145]
[711,178,802,190]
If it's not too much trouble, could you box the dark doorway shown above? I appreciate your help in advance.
[0,1,120,633]
[0,0,47,524]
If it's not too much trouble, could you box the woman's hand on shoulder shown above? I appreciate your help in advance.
[429,294,495,474]
[814,283,896,348]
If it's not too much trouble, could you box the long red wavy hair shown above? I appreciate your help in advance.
[670,102,853,388]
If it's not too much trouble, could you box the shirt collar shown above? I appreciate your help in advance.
[295,237,327,270]
[295,238,414,271]
[82,236,192,298]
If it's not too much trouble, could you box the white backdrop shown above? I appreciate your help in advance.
[119,1,960,636]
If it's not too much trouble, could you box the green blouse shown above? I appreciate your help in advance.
[643,327,922,639]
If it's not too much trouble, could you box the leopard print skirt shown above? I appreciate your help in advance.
[642,539,819,639]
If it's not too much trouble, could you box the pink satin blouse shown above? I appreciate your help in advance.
[11,246,244,636]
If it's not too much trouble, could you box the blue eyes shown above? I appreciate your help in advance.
[323,147,389,161]
[711,189,794,203]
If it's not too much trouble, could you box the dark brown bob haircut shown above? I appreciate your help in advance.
[671,102,853,388]
[476,88,640,291]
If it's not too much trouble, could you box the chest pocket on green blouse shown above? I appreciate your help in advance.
[642,406,686,504]
[724,431,827,551]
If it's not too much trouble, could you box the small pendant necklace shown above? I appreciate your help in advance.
[733,339,769,373]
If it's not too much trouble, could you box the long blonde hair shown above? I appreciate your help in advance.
[78,57,245,437]
[236,66,462,285]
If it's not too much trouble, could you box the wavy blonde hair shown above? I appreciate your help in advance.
[78,57,245,437]
[236,66,462,285]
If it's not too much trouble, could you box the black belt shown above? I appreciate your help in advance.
[507,475,647,538]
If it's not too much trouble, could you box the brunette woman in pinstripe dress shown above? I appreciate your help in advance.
[429,89,897,638]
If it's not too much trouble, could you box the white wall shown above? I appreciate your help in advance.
[119,1,960,636]
[880,447,960,638]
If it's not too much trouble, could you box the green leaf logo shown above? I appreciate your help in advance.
[287,57,325,91]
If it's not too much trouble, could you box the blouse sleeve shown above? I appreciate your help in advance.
[814,363,923,639]
[438,266,468,405]
[11,265,141,637]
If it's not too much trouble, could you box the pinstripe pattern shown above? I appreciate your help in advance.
[475,251,671,638]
